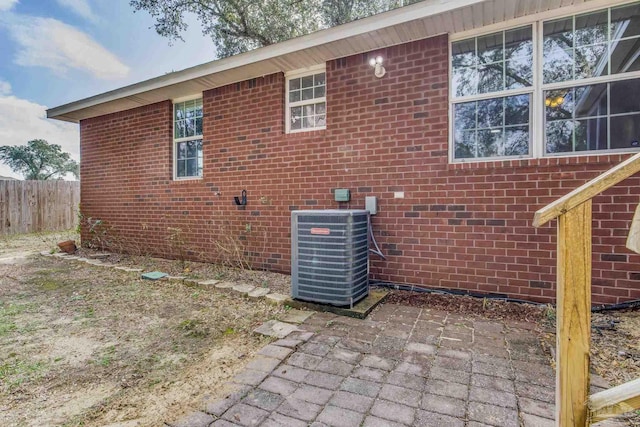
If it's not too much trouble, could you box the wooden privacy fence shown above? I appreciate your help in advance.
[533,152,640,426]
[0,180,80,236]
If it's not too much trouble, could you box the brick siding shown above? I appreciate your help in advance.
[80,34,640,305]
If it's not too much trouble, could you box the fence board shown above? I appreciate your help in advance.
[0,180,80,235]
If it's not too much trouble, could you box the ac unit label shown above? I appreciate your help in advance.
[310,228,331,235]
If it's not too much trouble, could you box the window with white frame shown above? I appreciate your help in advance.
[173,97,203,179]
[450,1,640,161]
[286,67,326,133]
[452,27,534,160]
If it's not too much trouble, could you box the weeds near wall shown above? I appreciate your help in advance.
[166,227,189,271]
[210,222,252,271]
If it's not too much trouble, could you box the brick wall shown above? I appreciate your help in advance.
[80,34,640,305]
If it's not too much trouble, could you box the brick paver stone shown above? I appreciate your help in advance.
[244,356,281,373]
[272,365,311,383]
[300,342,332,357]
[361,415,407,427]
[329,390,374,413]
[241,388,284,411]
[360,354,395,371]
[429,366,471,384]
[522,413,555,427]
[469,386,517,408]
[292,384,334,405]
[415,409,465,427]
[370,399,415,425]
[471,373,515,393]
[232,369,269,386]
[261,412,308,427]
[222,403,269,426]
[379,384,421,407]
[421,393,466,417]
[259,377,298,396]
[405,342,436,355]
[515,382,555,403]
[272,338,303,348]
[424,379,468,400]
[472,361,514,379]
[468,401,519,427]
[277,396,322,421]
[315,358,354,376]
[352,366,387,382]
[287,352,323,370]
[519,397,555,419]
[328,347,361,364]
[386,371,426,391]
[304,371,344,390]
[340,378,381,397]
[257,344,293,360]
[316,405,365,427]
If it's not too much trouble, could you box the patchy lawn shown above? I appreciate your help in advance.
[0,233,285,427]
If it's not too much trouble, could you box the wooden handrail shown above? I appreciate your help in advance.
[588,378,640,423]
[533,152,640,227]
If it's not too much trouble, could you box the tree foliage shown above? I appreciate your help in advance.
[0,139,79,180]
[130,0,421,58]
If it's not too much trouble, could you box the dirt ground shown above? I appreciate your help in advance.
[0,232,285,427]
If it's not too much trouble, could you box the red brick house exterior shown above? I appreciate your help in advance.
[54,0,640,305]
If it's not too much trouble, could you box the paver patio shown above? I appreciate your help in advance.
[169,303,616,427]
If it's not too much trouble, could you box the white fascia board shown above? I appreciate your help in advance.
[47,0,487,122]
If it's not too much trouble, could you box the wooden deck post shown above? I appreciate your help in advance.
[556,201,592,427]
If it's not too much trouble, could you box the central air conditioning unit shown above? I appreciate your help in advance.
[291,210,370,307]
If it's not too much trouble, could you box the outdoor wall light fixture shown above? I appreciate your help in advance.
[369,56,386,78]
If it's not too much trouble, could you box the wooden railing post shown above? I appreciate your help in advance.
[556,201,592,427]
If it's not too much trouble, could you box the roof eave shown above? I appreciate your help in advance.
[46,0,485,123]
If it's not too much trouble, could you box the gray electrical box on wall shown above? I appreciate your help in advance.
[365,196,377,215]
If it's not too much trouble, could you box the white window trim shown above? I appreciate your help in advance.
[172,95,204,181]
[449,0,640,163]
[285,64,327,134]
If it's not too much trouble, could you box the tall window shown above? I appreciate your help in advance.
[451,27,533,160]
[286,67,326,133]
[543,2,640,153]
[173,97,203,179]
[450,1,640,162]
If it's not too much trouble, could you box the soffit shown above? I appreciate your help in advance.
[48,0,597,123]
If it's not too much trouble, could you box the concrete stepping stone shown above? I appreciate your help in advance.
[248,288,271,299]
[232,283,255,296]
[214,281,235,291]
[281,309,314,324]
[197,279,219,286]
[265,293,291,305]
[254,320,299,339]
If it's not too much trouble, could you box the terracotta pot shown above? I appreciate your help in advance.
[57,240,77,254]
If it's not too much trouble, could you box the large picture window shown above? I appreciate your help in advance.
[451,27,533,160]
[173,98,203,179]
[286,67,326,133]
[450,1,640,161]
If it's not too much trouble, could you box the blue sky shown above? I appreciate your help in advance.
[0,0,215,178]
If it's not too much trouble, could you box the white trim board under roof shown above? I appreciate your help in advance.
[48,0,605,123]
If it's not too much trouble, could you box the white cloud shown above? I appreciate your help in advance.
[0,0,18,12]
[56,0,97,23]
[5,15,129,79]
[0,79,11,95]
[0,94,79,179]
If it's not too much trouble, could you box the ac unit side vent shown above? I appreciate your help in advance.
[292,210,370,307]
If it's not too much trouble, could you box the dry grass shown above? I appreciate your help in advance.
[0,235,287,427]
